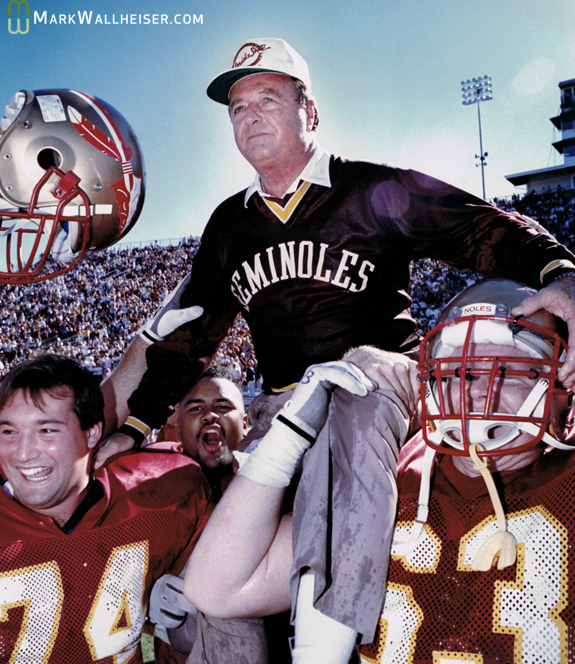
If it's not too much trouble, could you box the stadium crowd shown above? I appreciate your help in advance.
[493,187,575,247]
[0,188,572,388]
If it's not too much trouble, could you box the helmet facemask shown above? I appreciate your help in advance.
[419,308,571,459]
[0,165,91,283]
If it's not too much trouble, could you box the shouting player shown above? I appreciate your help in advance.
[0,354,212,663]
[150,368,269,663]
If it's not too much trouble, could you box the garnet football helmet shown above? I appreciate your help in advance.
[419,279,574,458]
[0,89,145,283]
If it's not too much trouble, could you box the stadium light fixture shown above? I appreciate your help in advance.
[461,76,492,199]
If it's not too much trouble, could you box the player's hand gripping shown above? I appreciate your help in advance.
[149,574,197,629]
[512,275,575,391]
[93,432,137,469]
[343,346,420,413]
[239,361,376,487]
[139,273,204,344]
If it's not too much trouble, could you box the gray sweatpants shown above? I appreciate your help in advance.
[186,613,268,664]
[245,387,410,645]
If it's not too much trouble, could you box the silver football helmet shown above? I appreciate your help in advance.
[0,89,145,283]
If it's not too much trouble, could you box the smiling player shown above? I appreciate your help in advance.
[0,354,213,663]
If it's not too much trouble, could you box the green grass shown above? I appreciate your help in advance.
[141,633,155,663]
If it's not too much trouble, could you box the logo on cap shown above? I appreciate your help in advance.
[232,42,271,68]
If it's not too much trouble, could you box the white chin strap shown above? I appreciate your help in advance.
[42,219,80,264]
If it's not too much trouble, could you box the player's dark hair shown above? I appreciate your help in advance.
[293,78,319,131]
[0,354,104,433]
[201,365,243,390]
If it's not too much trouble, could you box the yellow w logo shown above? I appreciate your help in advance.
[8,17,29,33]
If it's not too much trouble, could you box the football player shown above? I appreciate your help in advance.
[358,278,575,663]
[149,368,269,664]
[177,367,249,497]
[185,279,575,664]
[0,354,212,663]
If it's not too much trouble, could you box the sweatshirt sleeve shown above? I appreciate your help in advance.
[374,167,575,286]
[119,214,240,443]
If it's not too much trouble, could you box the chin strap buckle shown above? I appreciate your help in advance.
[50,170,81,200]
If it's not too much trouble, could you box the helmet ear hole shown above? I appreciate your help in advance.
[37,148,61,170]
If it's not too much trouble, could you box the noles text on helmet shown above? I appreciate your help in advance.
[0,89,146,284]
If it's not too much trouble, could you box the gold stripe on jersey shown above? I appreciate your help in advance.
[359,583,424,664]
[110,590,133,635]
[391,521,442,573]
[125,416,152,440]
[0,561,63,662]
[432,651,484,662]
[540,258,575,283]
[271,382,299,393]
[84,541,149,659]
[262,180,312,223]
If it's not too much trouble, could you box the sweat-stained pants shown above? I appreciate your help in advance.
[242,387,410,645]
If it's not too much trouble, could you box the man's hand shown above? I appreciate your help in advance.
[282,360,377,436]
[149,574,197,629]
[343,346,419,412]
[512,276,575,390]
[139,274,204,344]
[93,432,136,469]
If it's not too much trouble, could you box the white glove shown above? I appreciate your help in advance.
[149,574,197,629]
[139,274,203,344]
[281,361,377,437]
[239,361,376,487]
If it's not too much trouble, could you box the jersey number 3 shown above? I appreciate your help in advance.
[361,508,568,664]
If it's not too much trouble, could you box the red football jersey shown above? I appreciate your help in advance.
[0,447,213,663]
[360,434,575,664]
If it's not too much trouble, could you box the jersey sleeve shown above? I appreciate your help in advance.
[102,449,216,575]
[122,214,240,440]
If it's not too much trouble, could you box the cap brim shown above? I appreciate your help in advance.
[207,68,296,105]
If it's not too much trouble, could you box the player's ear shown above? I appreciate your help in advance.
[242,413,249,436]
[86,422,103,449]
[305,99,316,132]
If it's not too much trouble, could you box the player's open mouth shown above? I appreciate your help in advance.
[19,466,52,481]
[201,426,223,452]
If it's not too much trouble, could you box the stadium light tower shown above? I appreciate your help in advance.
[461,76,492,199]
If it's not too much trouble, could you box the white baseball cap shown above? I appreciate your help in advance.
[207,38,312,105]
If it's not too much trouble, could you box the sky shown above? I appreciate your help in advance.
[3,0,575,246]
